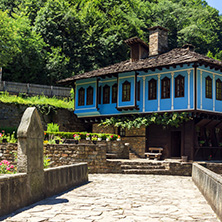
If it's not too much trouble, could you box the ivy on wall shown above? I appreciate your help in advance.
[100,112,192,129]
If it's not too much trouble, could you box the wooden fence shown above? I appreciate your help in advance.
[0,81,71,97]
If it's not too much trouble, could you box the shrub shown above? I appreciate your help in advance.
[0,160,16,174]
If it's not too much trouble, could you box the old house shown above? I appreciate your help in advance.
[60,26,222,161]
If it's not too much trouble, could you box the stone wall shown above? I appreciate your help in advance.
[0,102,91,132]
[0,141,129,173]
[93,124,146,157]
[44,163,88,197]
[0,163,88,218]
[45,143,107,173]
[192,163,222,221]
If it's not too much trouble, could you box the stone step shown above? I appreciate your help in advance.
[122,169,170,175]
[120,161,167,166]
[121,164,166,170]
[106,153,118,159]
[129,152,139,159]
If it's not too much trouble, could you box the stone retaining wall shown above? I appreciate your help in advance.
[93,124,146,157]
[45,143,107,173]
[0,142,128,173]
[0,163,88,218]
[192,163,222,221]
[0,102,91,132]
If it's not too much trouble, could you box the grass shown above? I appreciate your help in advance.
[0,91,74,109]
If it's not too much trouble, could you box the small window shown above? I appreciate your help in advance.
[118,127,126,137]
[175,75,184,97]
[206,76,212,99]
[137,81,140,101]
[161,77,170,99]
[78,87,85,106]
[122,80,131,102]
[216,79,222,100]
[148,78,157,100]
[103,85,110,104]
[86,86,93,105]
[112,83,117,103]
[98,86,101,104]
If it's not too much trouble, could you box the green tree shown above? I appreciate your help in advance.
[0,11,20,67]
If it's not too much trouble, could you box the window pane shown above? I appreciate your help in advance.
[103,85,110,104]
[122,81,131,102]
[161,77,170,99]
[78,87,85,106]
[112,84,117,103]
[206,76,212,99]
[175,75,184,98]
[86,86,93,105]
[148,79,157,100]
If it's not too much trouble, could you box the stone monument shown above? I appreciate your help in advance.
[17,107,45,202]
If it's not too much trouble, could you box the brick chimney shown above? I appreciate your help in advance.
[125,37,149,62]
[148,26,169,57]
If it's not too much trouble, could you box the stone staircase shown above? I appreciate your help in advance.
[120,160,171,175]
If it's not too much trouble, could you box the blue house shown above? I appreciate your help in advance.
[60,26,222,161]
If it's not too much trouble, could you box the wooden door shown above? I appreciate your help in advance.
[171,131,181,157]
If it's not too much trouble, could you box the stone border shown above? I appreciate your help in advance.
[0,163,88,218]
[192,163,222,221]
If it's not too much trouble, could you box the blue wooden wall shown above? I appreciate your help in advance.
[74,63,222,117]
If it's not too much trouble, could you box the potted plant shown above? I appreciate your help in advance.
[55,136,61,144]
[199,140,205,147]
[86,133,91,141]
[91,135,98,144]
[98,134,103,142]
[116,135,121,142]
[73,134,81,144]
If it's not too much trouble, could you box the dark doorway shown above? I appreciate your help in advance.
[171,131,181,157]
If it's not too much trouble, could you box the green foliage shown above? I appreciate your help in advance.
[0,0,222,84]
[47,123,59,132]
[43,155,51,168]
[100,112,192,130]
[44,131,118,141]
[0,130,17,143]
[0,92,74,111]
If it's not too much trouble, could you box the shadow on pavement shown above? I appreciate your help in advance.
[0,181,91,221]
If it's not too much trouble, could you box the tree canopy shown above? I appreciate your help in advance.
[0,0,222,85]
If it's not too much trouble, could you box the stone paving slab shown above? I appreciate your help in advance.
[3,174,220,222]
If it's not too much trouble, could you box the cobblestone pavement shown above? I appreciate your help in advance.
[4,174,220,222]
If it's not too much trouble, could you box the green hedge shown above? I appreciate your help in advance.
[44,131,119,141]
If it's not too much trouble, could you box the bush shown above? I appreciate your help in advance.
[44,131,119,141]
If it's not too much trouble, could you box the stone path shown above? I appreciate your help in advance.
[4,174,219,222]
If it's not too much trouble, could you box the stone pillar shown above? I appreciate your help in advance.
[17,107,45,202]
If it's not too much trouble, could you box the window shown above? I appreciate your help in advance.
[137,81,140,101]
[206,76,212,99]
[148,78,157,100]
[78,87,85,106]
[103,85,110,104]
[98,86,101,104]
[112,83,117,103]
[175,75,184,97]
[216,79,222,100]
[161,77,170,99]
[118,127,126,137]
[86,86,93,105]
[122,80,131,102]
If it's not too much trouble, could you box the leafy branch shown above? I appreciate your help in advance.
[100,112,192,129]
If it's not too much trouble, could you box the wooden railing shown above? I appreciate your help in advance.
[0,81,71,97]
